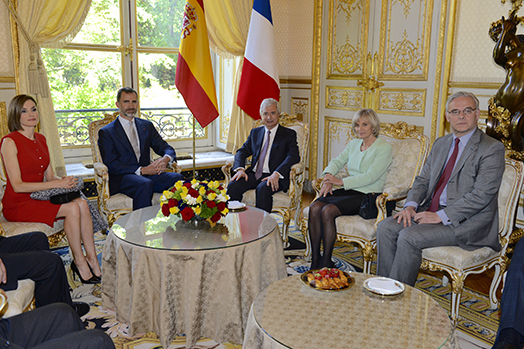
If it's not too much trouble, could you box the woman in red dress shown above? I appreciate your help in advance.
[1,95,101,284]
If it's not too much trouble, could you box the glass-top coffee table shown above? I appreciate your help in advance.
[101,205,287,348]
[244,273,459,349]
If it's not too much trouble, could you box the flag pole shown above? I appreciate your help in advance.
[192,115,196,180]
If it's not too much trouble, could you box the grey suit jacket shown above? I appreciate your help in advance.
[407,128,505,251]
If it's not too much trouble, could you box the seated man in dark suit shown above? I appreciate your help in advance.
[0,302,115,348]
[491,237,524,349]
[0,232,89,317]
[376,91,505,286]
[227,98,300,212]
[98,87,184,210]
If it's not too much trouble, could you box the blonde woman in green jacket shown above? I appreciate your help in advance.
[309,109,392,269]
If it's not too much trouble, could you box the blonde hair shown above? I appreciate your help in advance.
[352,109,381,136]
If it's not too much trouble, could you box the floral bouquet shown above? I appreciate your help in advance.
[160,179,229,227]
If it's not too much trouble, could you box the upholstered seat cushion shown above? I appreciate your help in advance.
[3,279,35,318]
[0,216,63,237]
[106,192,162,212]
[242,190,292,208]
[422,246,498,270]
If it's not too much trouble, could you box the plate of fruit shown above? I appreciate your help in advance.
[300,267,354,291]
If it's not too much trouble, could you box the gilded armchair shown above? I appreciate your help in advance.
[88,112,182,227]
[420,157,524,325]
[222,113,309,247]
[301,121,429,273]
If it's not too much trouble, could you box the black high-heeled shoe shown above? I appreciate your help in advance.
[87,263,102,281]
[71,261,100,284]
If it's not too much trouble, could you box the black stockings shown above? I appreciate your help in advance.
[308,200,342,269]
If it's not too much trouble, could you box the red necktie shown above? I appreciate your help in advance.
[255,130,270,180]
[428,138,460,212]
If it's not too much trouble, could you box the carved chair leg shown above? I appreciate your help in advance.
[449,274,465,327]
[362,243,376,275]
[281,212,291,249]
[489,264,502,309]
[301,218,312,259]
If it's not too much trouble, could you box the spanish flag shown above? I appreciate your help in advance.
[175,0,219,128]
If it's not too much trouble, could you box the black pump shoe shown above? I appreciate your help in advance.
[71,261,100,284]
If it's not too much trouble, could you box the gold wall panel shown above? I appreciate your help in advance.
[323,116,355,168]
[327,0,370,79]
[0,102,8,138]
[377,88,426,116]
[325,86,364,110]
[291,97,309,121]
[378,0,433,80]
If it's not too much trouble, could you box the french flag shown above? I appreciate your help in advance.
[237,0,280,120]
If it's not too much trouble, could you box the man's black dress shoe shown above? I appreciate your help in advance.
[71,301,90,318]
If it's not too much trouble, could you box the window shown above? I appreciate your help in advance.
[42,0,214,162]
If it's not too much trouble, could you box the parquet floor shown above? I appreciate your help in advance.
[300,191,497,298]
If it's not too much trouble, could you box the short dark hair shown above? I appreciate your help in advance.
[8,94,37,132]
[117,87,138,102]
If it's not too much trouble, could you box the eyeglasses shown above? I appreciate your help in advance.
[447,107,477,116]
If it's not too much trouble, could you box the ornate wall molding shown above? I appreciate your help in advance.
[377,88,426,116]
[378,0,434,80]
[325,86,364,110]
[327,0,369,78]
[291,97,309,121]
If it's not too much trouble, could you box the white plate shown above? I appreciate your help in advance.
[228,201,246,210]
[363,277,405,296]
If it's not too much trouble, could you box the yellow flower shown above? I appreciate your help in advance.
[181,187,188,194]
[220,189,227,196]
[221,208,229,215]
[199,186,206,196]
[170,206,179,214]
[163,190,174,199]
[175,181,183,190]
[194,206,201,214]
[191,178,198,185]
[180,192,187,200]
[197,196,203,203]
[208,192,217,200]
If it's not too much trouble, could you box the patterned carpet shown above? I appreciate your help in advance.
[55,217,499,348]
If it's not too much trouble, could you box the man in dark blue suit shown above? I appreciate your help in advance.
[491,237,524,349]
[227,98,300,212]
[98,87,184,210]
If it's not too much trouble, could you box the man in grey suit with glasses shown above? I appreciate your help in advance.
[376,91,505,286]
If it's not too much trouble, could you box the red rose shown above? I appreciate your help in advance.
[211,212,222,223]
[170,187,176,192]
[206,200,216,208]
[161,204,170,217]
[168,199,177,208]
[180,207,194,221]
[217,202,226,211]
[183,182,192,188]
[188,188,199,198]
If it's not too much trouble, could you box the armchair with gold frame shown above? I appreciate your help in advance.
[301,121,429,273]
[420,157,524,325]
[88,112,182,227]
[221,113,309,247]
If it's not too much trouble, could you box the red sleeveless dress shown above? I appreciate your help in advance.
[1,131,61,226]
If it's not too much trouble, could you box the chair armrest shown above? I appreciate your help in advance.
[93,162,108,177]
[382,185,411,201]
[221,160,234,188]
[170,162,182,173]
